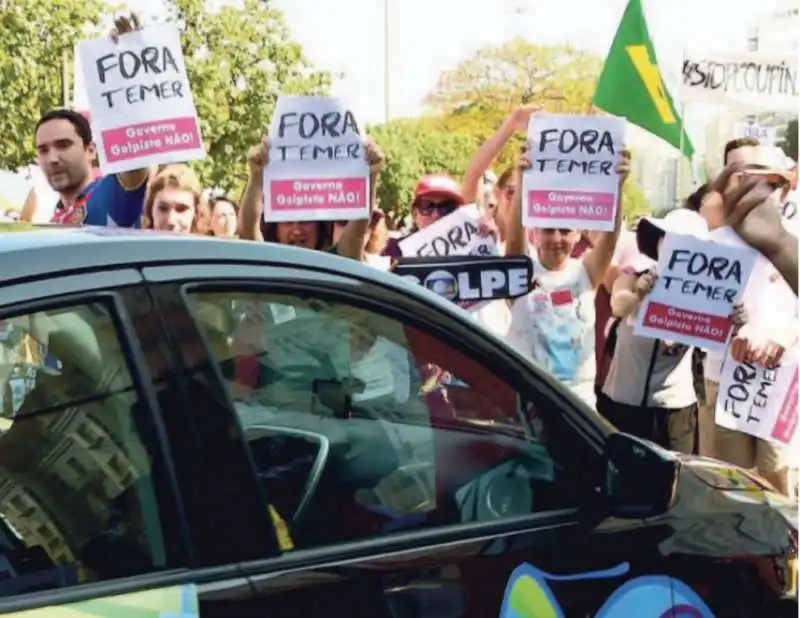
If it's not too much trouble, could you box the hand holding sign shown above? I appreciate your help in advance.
[248,137,270,177]
[364,138,385,175]
[110,13,142,42]
[78,23,205,173]
[264,95,370,223]
[634,269,657,298]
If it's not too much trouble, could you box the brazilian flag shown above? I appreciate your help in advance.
[592,0,694,158]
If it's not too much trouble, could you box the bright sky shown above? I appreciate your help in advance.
[273,0,786,124]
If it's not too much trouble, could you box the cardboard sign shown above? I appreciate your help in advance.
[264,95,369,222]
[77,25,205,173]
[395,255,533,305]
[523,114,625,232]
[715,349,799,447]
[733,122,777,146]
[681,51,798,112]
[633,232,757,351]
[398,204,497,258]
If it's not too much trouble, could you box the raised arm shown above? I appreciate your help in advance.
[335,139,386,260]
[583,148,631,290]
[239,138,268,241]
[505,148,531,257]
[462,105,540,204]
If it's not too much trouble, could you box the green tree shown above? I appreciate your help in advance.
[158,0,331,192]
[0,0,104,170]
[368,119,476,226]
[780,118,798,161]
[426,39,602,116]
[620,176,652,223]
[422,41,602,176]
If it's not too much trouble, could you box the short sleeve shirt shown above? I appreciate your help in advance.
[51,175,146,227]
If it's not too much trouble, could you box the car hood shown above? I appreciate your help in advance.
[647,453,797,560]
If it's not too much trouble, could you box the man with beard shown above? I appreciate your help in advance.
[32,109,149,227]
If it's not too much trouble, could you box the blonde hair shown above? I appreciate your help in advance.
[143,165,204,233]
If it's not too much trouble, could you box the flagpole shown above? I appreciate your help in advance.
[674,45,687,207]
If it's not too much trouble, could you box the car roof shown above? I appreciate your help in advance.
[0,224,469,319]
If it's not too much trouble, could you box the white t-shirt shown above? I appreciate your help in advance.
[507,256,596,407]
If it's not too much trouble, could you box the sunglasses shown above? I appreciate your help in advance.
[414,200,458,217]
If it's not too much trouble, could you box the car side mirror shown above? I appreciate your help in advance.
[602,432,679,519]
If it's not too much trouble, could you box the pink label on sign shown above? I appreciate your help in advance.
[527,190,615,222]
[771,366,798,444]
[270,178,367,211]
[642,302,731,344]
[102,117,202,162]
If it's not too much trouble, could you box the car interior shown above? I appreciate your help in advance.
[190,291,575,551]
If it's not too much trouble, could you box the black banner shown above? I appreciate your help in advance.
[394,255,534,303]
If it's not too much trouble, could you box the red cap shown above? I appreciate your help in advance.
[413,174,465,204]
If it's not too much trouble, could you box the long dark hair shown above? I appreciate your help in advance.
[260,220,333,250]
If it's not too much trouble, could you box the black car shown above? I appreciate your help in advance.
[0,226,795,617]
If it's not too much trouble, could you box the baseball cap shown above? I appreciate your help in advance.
[413,174,465,204]
[636,209,709,261]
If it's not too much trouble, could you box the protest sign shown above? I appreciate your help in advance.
[522,114,625,232]
[681,51,798,111]
[77,25,205,174]
[264,95,369,222]
[633,232,757,351]
[733,122,777,146]
[394,255,533,305]
[715,349,798,447]
[398,204,497,258]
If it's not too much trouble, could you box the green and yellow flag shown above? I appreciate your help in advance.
[592,0,694,158]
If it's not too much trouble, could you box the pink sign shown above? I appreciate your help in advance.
[527,190,615,224]
[771,366,798,444]
[642,301,731,345]
[102,117,202,163]
[269,177,367,212]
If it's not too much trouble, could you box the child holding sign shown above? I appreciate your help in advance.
[504,142,630,409]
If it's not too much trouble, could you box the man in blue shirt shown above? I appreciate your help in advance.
[26,109,148,227]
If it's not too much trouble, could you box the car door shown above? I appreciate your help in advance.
[139,261,688,618]
[0,270,197,614]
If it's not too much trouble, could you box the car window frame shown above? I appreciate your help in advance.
[178,275,609,450]
[173,271,610,554]
[0,281,194,611]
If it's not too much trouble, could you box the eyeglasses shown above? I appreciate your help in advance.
[414,200,458,217]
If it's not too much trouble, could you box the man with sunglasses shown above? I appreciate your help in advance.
[381,174,466,258]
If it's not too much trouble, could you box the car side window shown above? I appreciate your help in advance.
[188,290,593,552]
[0,301,183,597]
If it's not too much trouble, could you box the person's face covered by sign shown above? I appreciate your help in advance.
[535,228,580,268]
[276,221,320,248]
[35,116,95,195]
[411,175,464,230]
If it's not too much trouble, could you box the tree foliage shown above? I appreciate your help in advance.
[619,173,652,223]
[426,39,602,116]
[0,0,104,170]
[781,119,798,161]
[368,119,476,226]
[420,40,602,177]
[160,0,331,192]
